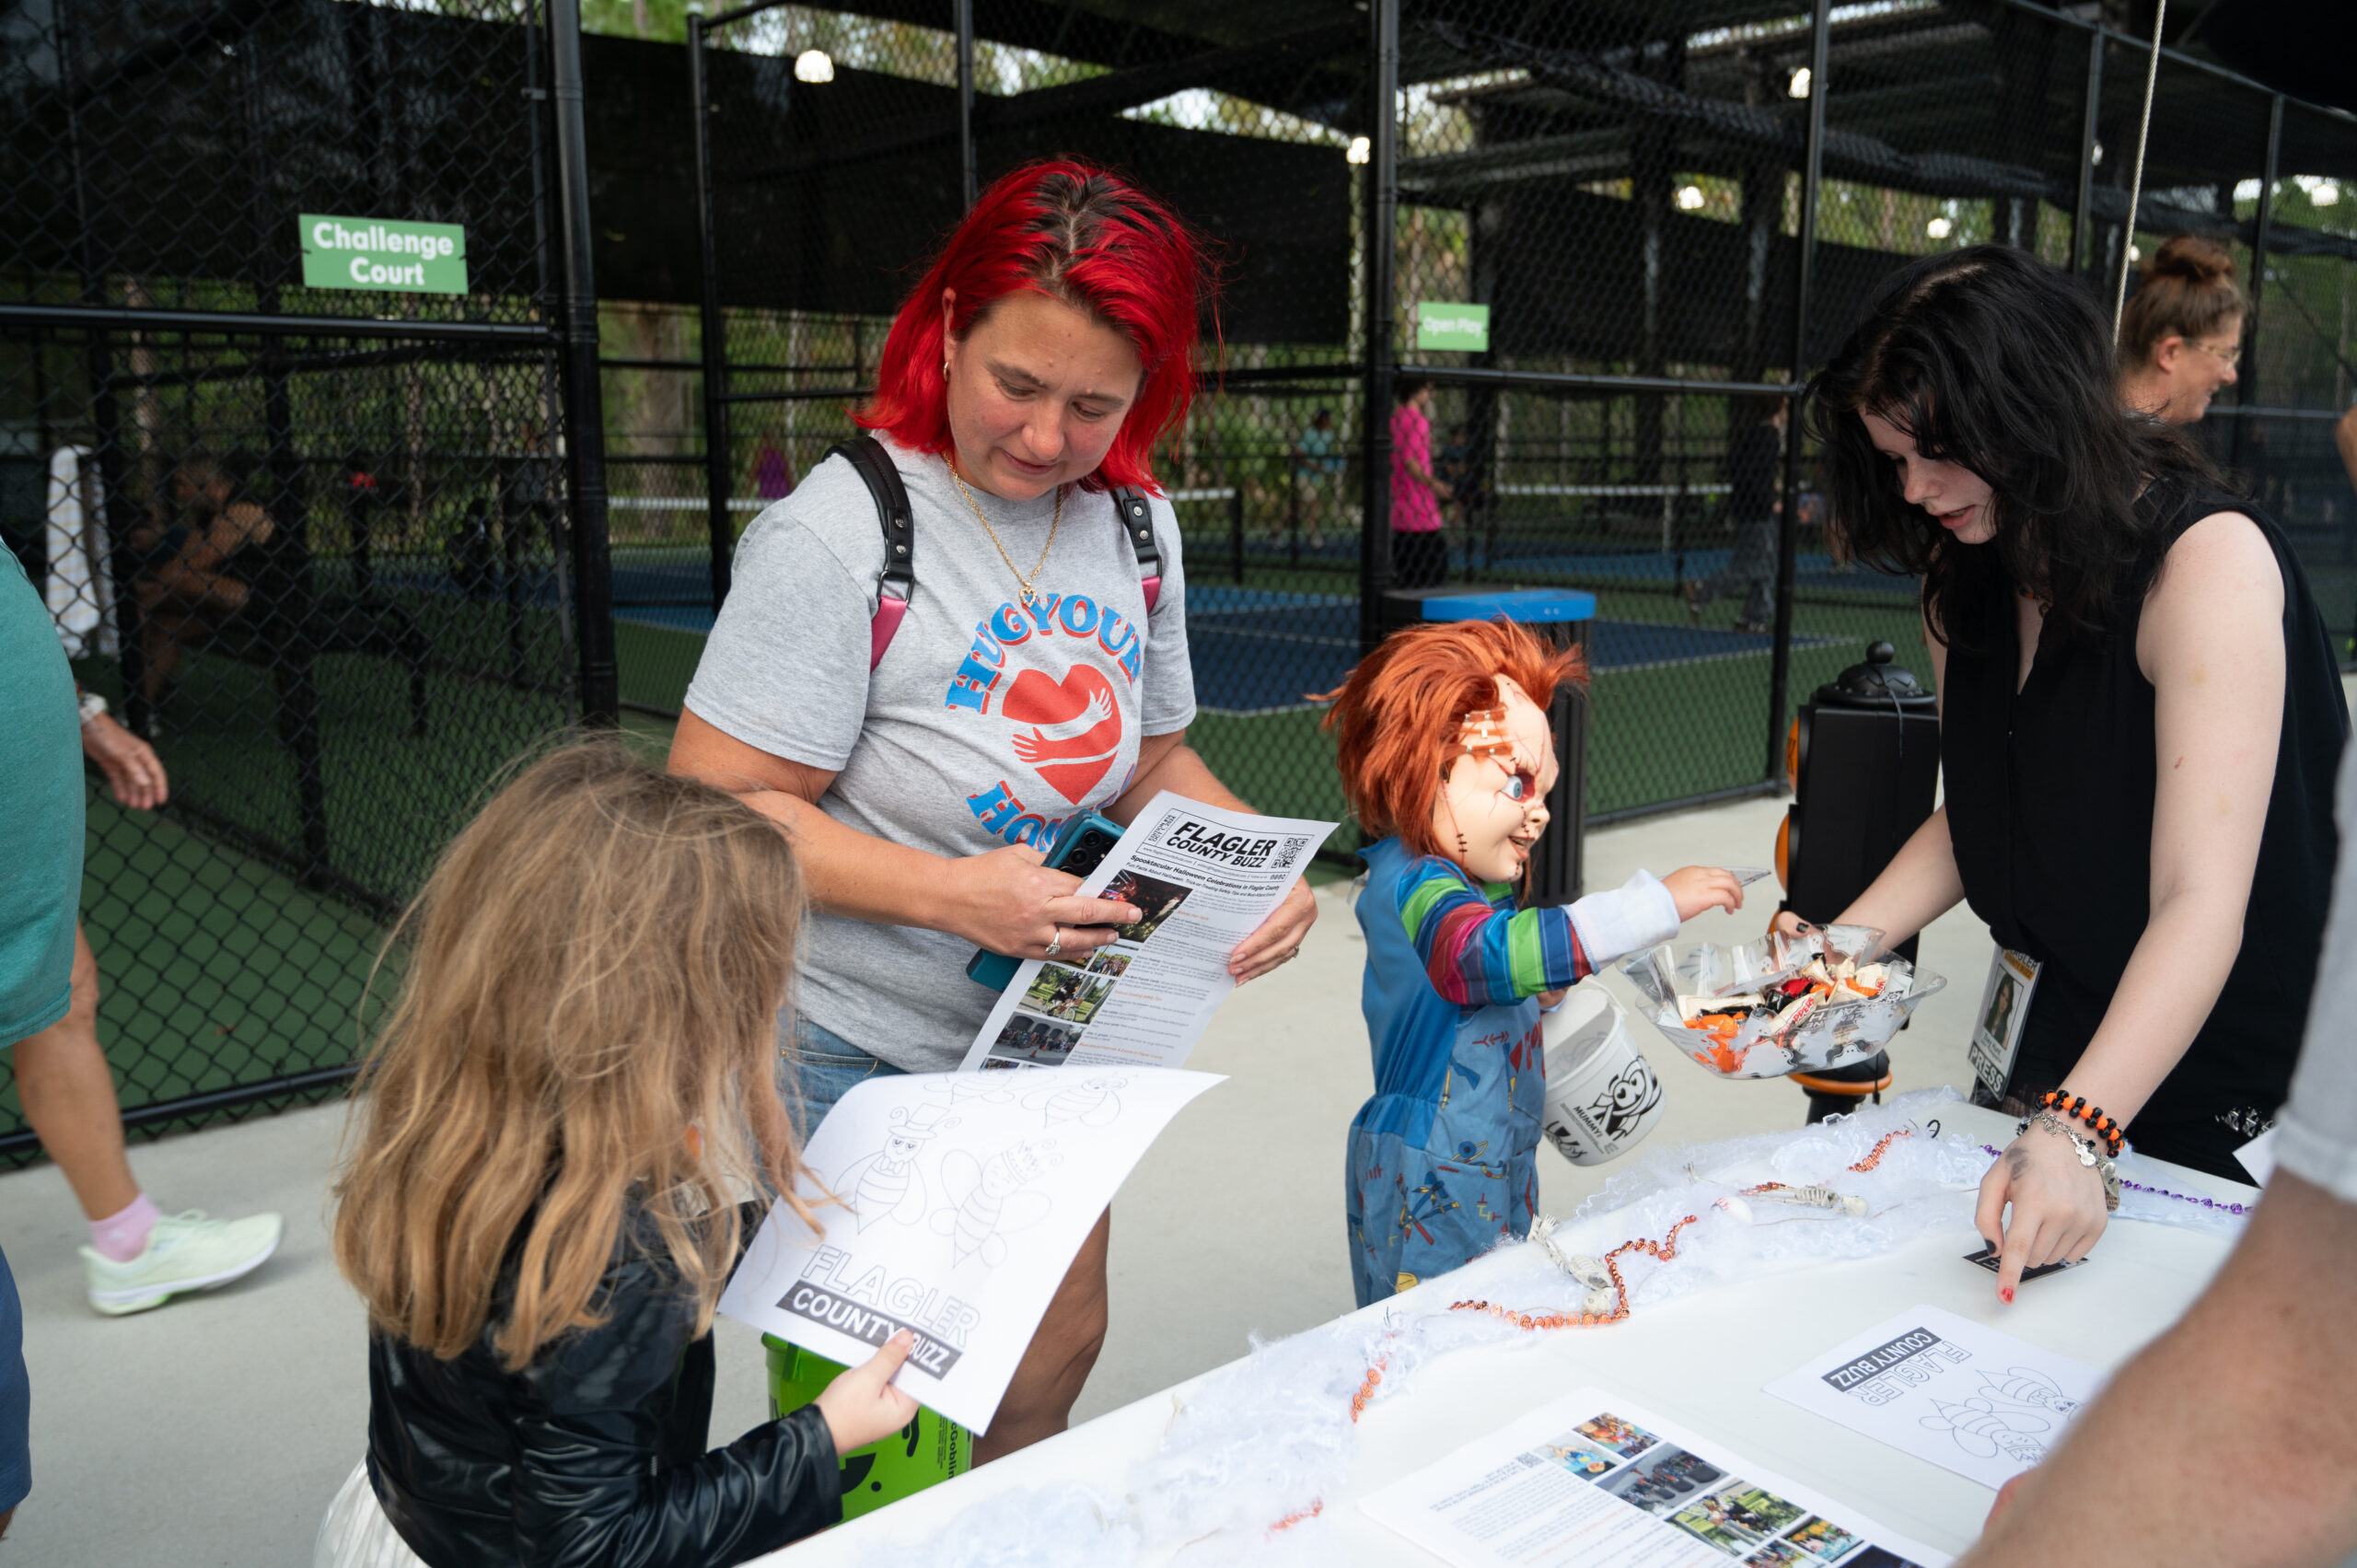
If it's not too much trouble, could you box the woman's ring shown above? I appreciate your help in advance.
[1045,925,1063,958]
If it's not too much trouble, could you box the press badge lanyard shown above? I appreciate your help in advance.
[1968,947,2041,1099]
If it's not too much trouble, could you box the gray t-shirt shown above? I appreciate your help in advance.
[685,437,1195,1072]
[2279,734,2357,1202]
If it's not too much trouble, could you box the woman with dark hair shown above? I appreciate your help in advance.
[2117,234,2247,424]
[668,160,1317,1459]
[1793,245,2345,1298]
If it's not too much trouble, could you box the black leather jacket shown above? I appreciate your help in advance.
[366,1207,841,1567]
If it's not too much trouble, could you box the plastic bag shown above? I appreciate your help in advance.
[1621,926,1946,1078]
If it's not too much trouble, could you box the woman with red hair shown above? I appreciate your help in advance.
[669,159,1316,1459]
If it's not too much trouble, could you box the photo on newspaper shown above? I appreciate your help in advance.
[958,792,1335,1072]
[1361,1389,1949,1568]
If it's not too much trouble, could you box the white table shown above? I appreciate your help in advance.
[760,1101,2256,1563]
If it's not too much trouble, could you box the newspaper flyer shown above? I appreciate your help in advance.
[1764,1306,2101,1491]
[957,790,1335,1072]
[1361,1388,1949,1568]
[716,1067,1224,1434]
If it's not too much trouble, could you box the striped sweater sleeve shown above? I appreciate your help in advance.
[1397,859,1594,1007]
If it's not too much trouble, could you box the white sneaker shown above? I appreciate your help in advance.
[80,1209,284,1316]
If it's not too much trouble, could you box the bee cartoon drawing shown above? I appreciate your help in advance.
[932,1136,1062,1267]
[1025,1075,1126,1129]
[1921,1396,2049,1461]
[832,1105,958,1231]
[1978,1365,2081,1416]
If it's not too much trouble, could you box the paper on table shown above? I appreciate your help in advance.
[1362,1388,1948,1568]
[958,791,1334,1072]
[716,1067,1223,1434]
[2235,1126,2278,1186]
[1764,1306,2101,1491]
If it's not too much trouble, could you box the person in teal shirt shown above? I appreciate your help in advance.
[3,551,280,1322]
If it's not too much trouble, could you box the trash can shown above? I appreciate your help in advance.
[1776,640,1939,1121]
[764,1335,971,1522]
[1377,586,1596,903]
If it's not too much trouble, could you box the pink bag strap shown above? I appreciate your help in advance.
[1113,487,1162,614]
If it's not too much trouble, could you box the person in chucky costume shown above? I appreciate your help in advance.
[1320,620,1746,1307]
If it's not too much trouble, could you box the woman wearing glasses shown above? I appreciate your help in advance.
[2117,234,2247,424]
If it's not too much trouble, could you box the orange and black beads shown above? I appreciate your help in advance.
[2040,1091,2124,1156]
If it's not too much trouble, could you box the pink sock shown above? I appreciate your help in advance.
[90,1193,161,1263]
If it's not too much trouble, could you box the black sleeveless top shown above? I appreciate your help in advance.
[1940,480,2347,1166]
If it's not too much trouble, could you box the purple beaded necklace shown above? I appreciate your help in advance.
[1977,1144,2252,1216]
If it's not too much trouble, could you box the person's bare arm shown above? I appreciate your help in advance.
[1973,511,2286,1298]
[2059,512,2282,1124]
[667,708,1140,958]
[1110,728,1318,981]
[1959,1169,2357,1568]
[2337,406,2357,494]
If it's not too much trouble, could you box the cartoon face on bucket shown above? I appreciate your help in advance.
[951,589,1147,847]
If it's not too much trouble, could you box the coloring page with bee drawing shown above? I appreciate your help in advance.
[1762,1307,2101,1490]
[717,1066,1224,1434]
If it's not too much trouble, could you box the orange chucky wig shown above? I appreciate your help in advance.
[1318,620,1586,859]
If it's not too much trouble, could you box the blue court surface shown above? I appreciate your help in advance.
[615,583,1834,716]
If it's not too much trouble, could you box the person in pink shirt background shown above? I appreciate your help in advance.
[1390,377,1452,587]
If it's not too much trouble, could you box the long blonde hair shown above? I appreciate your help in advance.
[333,741,819,1370]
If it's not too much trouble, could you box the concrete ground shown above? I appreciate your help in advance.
[0,791,1997,1566]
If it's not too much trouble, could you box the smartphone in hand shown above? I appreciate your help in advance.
[966,812,1127,991]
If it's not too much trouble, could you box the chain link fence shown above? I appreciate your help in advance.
[0,0,610,1158]
[5,0,2351,1152]
[652,0,2353,868]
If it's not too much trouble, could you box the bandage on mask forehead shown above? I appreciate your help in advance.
[1434,688,1555,881]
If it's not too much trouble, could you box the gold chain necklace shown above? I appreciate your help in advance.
[949,462,1063,605]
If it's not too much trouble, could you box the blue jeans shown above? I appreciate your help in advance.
[778,1015,905,1141]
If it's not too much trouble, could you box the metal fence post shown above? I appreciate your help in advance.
[2073,26,2104,277]
[688,9,733,612]
[547,0,617,727]
[1358,0,1399,656]
[2232,94,2282,473]
[1767,0,1832,786]
[956,0,978,210]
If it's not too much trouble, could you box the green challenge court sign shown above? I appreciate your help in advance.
[1415,301,1490,353]
[300,215,468,294]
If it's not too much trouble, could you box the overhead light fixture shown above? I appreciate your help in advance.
[1346,136,1371,165]
[1676,185,1706,210]
[1925,216,1952,239]
[1788,66,1811,99]
[795,49,833,83]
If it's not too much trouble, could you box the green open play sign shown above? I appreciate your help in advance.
[1415,301,1490,352]
[300,214,468,294]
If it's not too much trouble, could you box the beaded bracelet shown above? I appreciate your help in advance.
[2040,1089,2124,1157]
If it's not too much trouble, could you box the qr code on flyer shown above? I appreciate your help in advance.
[1273,836,1309,870]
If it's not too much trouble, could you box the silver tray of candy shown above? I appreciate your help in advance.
[1620,924,1945,1080]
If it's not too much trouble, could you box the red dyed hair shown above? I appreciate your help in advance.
[854,158,1213,494]
[1318,621,1587,860]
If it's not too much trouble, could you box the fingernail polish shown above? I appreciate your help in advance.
[1999,1286,2014,1304]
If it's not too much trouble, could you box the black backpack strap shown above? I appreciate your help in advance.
[1111,486,1162,613]
[825,436,914,670]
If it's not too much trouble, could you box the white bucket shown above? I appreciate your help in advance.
[1541,983,1666,1167]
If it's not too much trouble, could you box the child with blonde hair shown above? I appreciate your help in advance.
[317,743,914,1567]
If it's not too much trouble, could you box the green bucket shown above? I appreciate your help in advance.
[762,1334,972,1519]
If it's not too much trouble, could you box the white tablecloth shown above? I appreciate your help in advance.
[760,1099,2254,1563]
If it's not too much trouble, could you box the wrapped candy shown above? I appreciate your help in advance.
[1621,925,1945,1079]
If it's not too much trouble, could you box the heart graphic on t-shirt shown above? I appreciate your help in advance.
[1004,663,1124,802]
